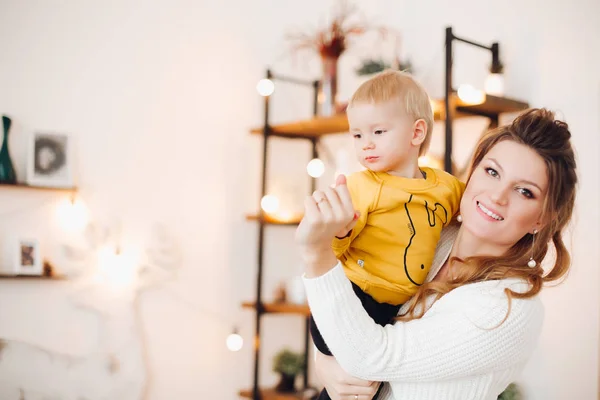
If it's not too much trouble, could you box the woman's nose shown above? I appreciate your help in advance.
[490,185,509,206]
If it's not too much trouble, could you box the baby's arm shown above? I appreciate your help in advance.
[331,172,372,258]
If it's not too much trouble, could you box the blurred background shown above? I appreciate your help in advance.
[0,0,598,399]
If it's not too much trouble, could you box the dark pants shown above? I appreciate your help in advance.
[310,282,402,400]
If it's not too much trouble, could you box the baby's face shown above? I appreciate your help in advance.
[347,100,417,174]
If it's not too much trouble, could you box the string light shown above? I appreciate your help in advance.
[260,194,279,213]
[256,79,275,96]
[56,195,89,233]
[418,155,443,170]
[457,84,486,105]
[226,328,244,352]
[306,158,325,178]
[484,73,504,96]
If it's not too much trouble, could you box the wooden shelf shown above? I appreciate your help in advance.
[242,302,310,316]
[250,114,349,138]
[0,182,76,193]
[246,214,301,226]
[250,95,528,138]
[239,388,310,399]
[0,274,67,280]
[454,94,529,118]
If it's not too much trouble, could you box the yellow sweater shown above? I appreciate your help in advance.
[332,167,464,305]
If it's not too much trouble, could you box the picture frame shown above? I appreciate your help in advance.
[13,238,43,276]
[26,132,73,188]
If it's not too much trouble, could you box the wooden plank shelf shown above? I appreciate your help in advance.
[0,182,77,193]
[250,95,528,138]
[238,388,310,399]
[246,214,301,226]
[242,302,310,316]
[454,94,529,118]
[0,274,67,280]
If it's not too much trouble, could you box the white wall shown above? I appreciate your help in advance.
[0,1,598,399]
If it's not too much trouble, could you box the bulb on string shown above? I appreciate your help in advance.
[256,79,275,97]
[306,158,325,178]
[260,195,279,213]
[226,328,243,352]
[457,84,486,105]
[484,73,504,96]
[56,194,89,233]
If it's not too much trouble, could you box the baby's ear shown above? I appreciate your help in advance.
[411,119,427,146]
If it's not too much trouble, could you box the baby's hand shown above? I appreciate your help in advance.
[335,212,359,239]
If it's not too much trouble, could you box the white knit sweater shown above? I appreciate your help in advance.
[303,225,544,400]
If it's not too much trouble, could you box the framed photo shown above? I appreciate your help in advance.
[26,132,73,188]
[14,238,43,276]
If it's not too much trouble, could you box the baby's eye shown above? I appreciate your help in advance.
[374,129,385,135]
[353,133,361,139]
[485,167,499,178]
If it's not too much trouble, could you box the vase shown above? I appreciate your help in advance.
[318,55,339,117]
[0,115,16,184]
[274,373,296,393]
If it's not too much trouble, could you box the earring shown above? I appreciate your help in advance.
[528,229,538,268]
[456,215,463,223]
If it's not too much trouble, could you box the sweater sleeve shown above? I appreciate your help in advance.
[332,172,377,257]
[303,264,544,383]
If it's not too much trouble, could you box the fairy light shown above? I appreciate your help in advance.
[484,73,504,96]
[226,328,244,352]
[457,84,486,105]
[256,79,275,96]
[306,158,325,178]
[56,195,89,233]
[260,195,279,213]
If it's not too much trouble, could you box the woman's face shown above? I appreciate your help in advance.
[460,140,549,248]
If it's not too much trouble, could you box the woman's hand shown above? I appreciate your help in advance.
[315,351,380,400]
[295,175,359,276]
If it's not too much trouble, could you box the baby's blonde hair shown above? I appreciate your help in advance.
[348,70,434,156]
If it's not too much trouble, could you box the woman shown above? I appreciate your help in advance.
[295,108,577,400]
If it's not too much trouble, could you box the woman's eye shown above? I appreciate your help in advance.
[517,187,534,199]
[485,167,499,178]
[353,133,361,139]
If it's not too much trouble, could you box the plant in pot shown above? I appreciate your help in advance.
[355,57,413,76]
[498,383,522,400]
[272,348,305,393]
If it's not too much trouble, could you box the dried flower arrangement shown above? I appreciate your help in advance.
[286,0,386,59]
[285,0,388,115]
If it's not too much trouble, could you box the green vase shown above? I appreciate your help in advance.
[0,115,17,184]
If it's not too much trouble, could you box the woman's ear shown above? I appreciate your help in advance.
[531,220,545,234]
[411,119,427,147]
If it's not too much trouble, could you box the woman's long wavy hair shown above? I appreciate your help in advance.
[399,108,578,321]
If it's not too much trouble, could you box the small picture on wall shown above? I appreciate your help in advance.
[14,238,42,276]
[26,132,73,188]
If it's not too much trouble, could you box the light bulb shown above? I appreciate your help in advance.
[260,195,279,213]
[56,196,89,233]
[484,73,504,96]
[256,79,275,96]
[306,158,325,178]
[97,246,138,289]
[457,84,486,105]
[418,155,443,170]
[226,331,243,352]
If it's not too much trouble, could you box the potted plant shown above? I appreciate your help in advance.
[272,348,305,392]
[498,383,522,400]
[355,57,413,76]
